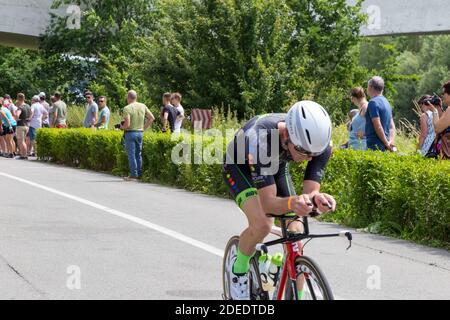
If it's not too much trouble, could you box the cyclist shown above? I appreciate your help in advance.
[223,101,336,300]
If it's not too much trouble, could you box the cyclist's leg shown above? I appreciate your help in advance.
[223,163,273,275]
[274,162,305,299]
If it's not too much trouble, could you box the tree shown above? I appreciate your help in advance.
[141,0,366,119]
[40,0,159,109]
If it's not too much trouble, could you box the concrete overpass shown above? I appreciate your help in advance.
[1,0,450,49]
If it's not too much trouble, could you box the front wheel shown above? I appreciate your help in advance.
[222,236,269,300]
[284,256,334,300]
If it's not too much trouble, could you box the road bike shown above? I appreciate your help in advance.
[222,209,353,300]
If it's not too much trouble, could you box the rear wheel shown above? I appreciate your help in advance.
[284,256,334,300]
[222,236,269,300]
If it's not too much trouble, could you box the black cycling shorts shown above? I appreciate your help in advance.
[223,162,296,209]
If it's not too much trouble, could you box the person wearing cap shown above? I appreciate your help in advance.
[51,92,68,129]
[15,93,31,159]
[83,91,98,129]
[39,92,51,128]
[120,90,155,180]
[28,95,48,157]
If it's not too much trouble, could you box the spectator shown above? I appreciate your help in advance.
[48,95,56,127]
[28,95,48,157]
[39,92,51,128]
[3,94,18,120]
[15,93,31,159]
[365,76,396,152]
[340,109,359,149]
[51,92,68,128]
[83,91,98,129]
[0,107,8,157]
[95,96,110,130]
[348,87,368,150]
[416,95,436,156]
[171,92,185,133]
[427,81,450,159]
[121,90,155,181]
[428,81,450,134]
[0,101,17,158]
[161,92,179,133]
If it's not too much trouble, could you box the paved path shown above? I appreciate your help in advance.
[0,158,449,299]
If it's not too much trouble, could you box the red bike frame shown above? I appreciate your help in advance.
[266,222,305,300]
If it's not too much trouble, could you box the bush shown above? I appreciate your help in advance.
[37,129,450,248]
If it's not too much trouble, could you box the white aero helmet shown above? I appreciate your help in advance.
[286,101,332,156]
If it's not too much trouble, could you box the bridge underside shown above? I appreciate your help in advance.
[1,0,450,49]
[0,32,40,50]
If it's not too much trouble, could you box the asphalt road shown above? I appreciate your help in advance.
[0,158,449,300]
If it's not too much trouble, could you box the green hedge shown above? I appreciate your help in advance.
[37,129,450,248]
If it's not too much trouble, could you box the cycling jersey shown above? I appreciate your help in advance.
[223,114,331,208]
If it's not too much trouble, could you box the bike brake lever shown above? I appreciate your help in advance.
[346,240,352,251]
[339,231,353,251]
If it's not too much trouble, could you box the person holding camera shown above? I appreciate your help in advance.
[427,81,450,134]
[120,90,155,181]
[426,81,450,159]
[417,95,436,156]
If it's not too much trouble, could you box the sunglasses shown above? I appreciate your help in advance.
[287,138,323,157]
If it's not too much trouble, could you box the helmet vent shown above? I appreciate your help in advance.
[301,107,306,119]
[305,129,311,144]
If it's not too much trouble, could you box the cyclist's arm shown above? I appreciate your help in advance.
[303,146,336,212]
[258,184,312,216]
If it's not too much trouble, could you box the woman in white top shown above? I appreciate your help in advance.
[417,95,436,156]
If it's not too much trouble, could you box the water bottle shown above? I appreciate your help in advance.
[268,253,283,287]
[258,253,272,291]
[259,252,283,291]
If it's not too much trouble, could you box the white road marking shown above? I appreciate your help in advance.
[0,172,224,257]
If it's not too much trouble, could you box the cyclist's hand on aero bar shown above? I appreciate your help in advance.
[312,193,336,214]
[292,194,314,217]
